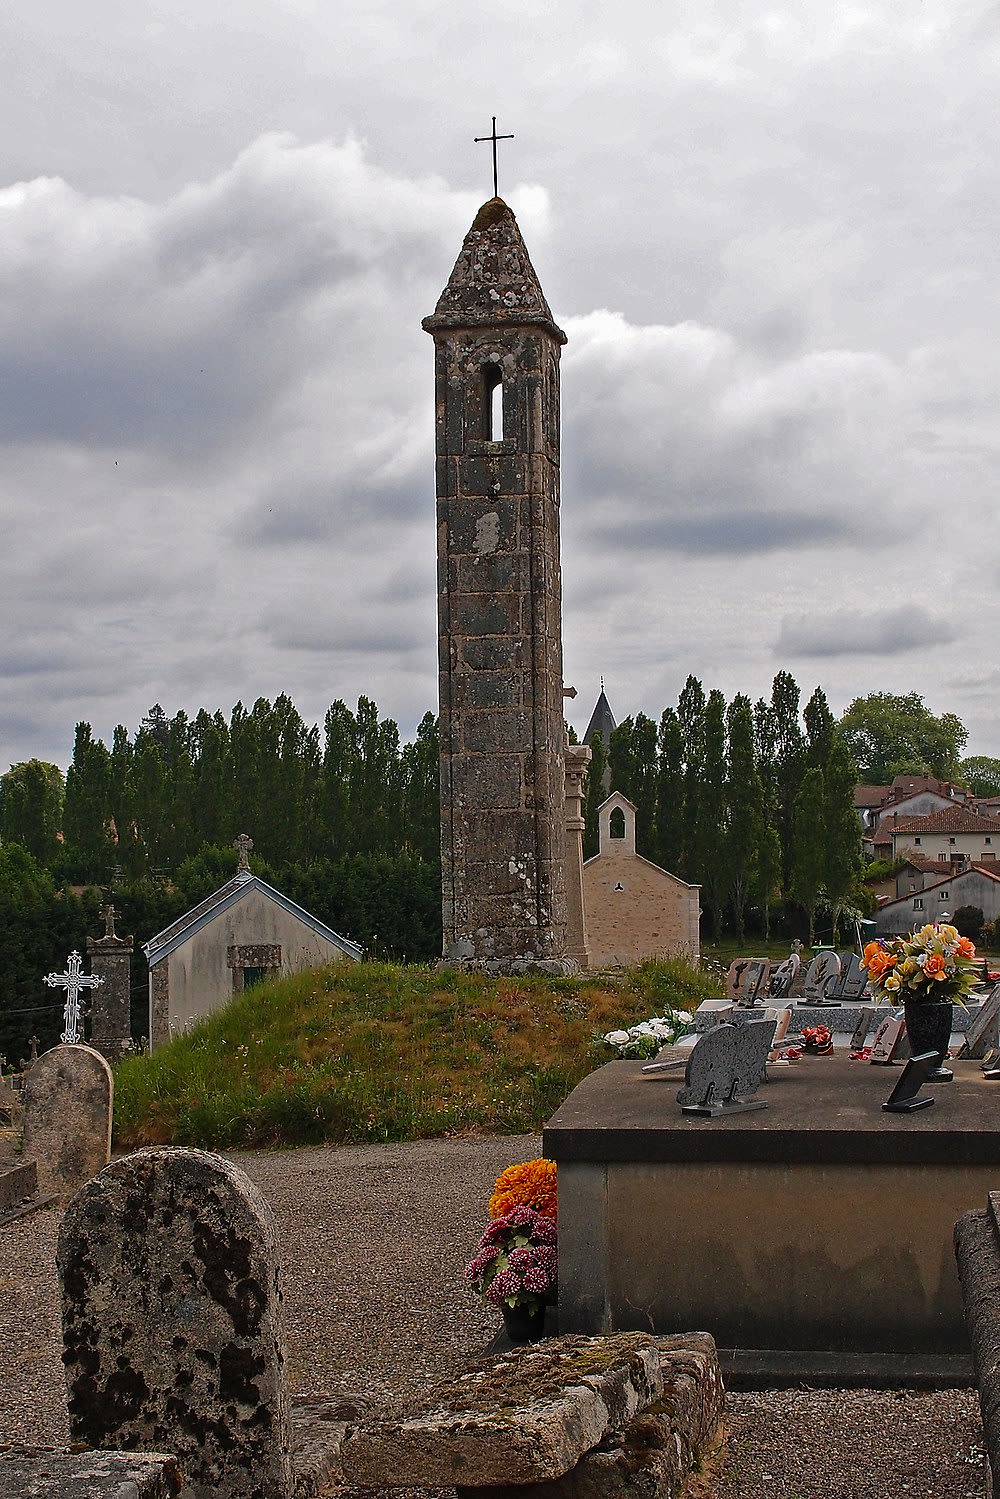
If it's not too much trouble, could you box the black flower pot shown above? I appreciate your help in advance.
[903,1000,953,1076]
[501,1302,546,1344]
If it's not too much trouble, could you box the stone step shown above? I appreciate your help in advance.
[0,1446,180,1497]
[0,1159,37,1214]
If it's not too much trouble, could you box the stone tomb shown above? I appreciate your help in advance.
[544,1055,1000,1383]
[21,1044,112,1203]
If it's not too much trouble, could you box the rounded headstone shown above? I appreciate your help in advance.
[21,1043,113,1202]
[58,1147,292,1499]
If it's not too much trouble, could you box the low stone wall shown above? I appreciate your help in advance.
[954,1194,1000,1495]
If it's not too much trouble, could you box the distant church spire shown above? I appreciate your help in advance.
[584,685,616,746]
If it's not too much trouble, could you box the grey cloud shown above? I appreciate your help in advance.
[776,606,956,659]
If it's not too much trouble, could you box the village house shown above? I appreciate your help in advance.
[869,805,1000,867]
[873,862,1000,936]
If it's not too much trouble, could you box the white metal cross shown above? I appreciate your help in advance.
[44,951,104,1045]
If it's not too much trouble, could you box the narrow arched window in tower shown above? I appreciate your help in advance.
[609,807,626,840]
[482,363,503,441]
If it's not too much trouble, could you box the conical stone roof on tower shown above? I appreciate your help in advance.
[424,199,569,967]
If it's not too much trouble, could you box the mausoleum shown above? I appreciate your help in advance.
[143,835,361,1049]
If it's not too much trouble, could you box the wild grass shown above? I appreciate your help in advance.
[113,957,720,1151]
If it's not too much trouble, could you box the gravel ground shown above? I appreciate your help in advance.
[0,1134,988,1497]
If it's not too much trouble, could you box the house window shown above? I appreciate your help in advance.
[913,898,924,911]
[988,837,993,845]
[243,967,268,989]
[482,363,503,440]
[939,891,950,901]
[939,854,948,861]
[949,837,956,845]
[609,807,626,839]
[915,837,922,845]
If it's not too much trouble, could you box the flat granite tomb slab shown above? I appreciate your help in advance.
[543,1057,1000,1384]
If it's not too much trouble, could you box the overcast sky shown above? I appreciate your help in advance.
[3,0,1000,771]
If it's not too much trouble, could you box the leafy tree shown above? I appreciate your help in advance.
[822,732,863,942]
[653,707,684,873]
[725,695,762,941]
[952,905,985,940]
[771,671,805,892]
[401,712,440,862]
[695,690,729,940]
[0,760,64,863]
[608,713,657,851]
[839,693,968,783]
[677,676,706,882]
[63,723,114,873]
[804,686,835,769]
[959,757,1000,797]
[791,766,826,944]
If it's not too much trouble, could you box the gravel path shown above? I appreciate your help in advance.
[0,1134,988,1497]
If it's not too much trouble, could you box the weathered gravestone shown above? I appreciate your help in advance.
[21,1044,112,1203]
[958,981,1000,1060]
[58,1147,293,1499]
[86,903,134,1062]
[768,954,800,999]
[824,951,867,1003]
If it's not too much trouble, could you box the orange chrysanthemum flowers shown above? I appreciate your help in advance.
[489,1158,557,1221]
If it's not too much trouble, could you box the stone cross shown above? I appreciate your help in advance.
[234,832,254,875]
[102,902,118,939]
[44,952,103,1044]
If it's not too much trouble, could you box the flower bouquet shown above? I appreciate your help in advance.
[800,1024,833,1056]
[861,926,980,1007]
[465,1206,557,1342]
[862,924,980,1074]
[488,1157,557,1220]
[600,1009,692,1060]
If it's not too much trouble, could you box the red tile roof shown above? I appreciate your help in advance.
[886,806,1000,835]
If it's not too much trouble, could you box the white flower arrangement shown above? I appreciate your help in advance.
[600,1010,691,1059]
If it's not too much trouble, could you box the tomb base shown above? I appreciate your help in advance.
[544,1056,1000,1384]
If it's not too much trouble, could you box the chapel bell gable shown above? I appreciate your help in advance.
[598,792,638,857]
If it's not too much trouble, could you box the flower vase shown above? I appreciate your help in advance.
[501,1302,546,1344]
[903,1000,953,1079]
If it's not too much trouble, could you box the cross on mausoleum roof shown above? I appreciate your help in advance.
[474,116,514,199]
[234,833,254,876]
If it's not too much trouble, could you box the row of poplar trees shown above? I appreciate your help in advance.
[57,696,439,879]
[5,672,861,946]
[586,671,862,944]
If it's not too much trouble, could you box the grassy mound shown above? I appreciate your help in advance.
[113,957,718,1150]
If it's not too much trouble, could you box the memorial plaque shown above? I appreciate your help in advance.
[851,1007,876,1050]
[799,951,842,1006]
[870,1011,906,1065]
[882,1052,938,1114]
[734,959,771,1009]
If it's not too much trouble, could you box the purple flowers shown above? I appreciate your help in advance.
[464,1206,559,1310]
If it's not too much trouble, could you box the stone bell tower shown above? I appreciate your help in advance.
[423,198,568,965]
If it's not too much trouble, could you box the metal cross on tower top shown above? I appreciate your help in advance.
[234,832,254,876]
[474,116,514,199]
[44,951,103,1045]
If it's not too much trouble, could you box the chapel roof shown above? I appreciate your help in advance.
[422,198,566,342]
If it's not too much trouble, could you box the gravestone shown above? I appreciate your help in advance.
[734,959,771,1008]
[799,951,841,1005]
[768,954,800,999]
[675,1020,776,1116]
[58,1147,293,1499]
[724,958,751,1000]
[86,903,134,1061]
[21,1044,112,1202]
[850,1006,877,1050]
[824,951,866,1003]
[958,982,1000,1060]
